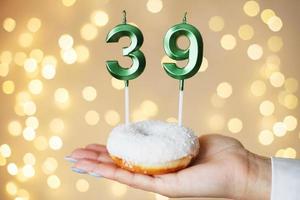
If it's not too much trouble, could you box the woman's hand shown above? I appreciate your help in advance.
[66,134,271,199]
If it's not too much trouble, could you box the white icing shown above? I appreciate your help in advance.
[107,120,199,165]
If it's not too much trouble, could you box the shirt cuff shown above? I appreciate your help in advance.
[271,157,300,200]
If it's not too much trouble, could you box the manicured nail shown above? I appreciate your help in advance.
[65,156,78,163]
[88,172,102,178]
[71,167,86,174]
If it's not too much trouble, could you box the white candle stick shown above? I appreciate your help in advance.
[125,82,130,125]
[178,89,184,126]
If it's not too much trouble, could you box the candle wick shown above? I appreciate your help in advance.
[122,10,127,24]
[183,12,187,23]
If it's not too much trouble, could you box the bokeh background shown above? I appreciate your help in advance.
[0,0,299,200]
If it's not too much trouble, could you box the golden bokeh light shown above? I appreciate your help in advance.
[220,34,236,50]
[61,48,78,64]
[247,44,263,60]
[284,78,298,93]
[105,110,121,126]
[18,32,33,48]
[3,17,16,32]
[216,82,232,99]
[1,50,13,64]
[27,18,42,33]
[47,175,61,189]
[80,23,98,41]
[30,49,44,63]
[261,9,276,24]
[7,162,18,176]
[283,115,297,132]
[62,0,76,7]
[283,94,298,110]
[110,182,128,197]
[6,181,18,196]
[75,45,90,63]
[2,80,15,94]
[269,71,285,88]
[34,136,48,151]
[267,36,283,52]
[273,122,287,137]
[22,127,36,141]
[22,164,35,178]
[111,77,125,90]
[91,10,109,27]
[54,88,70,104]
[250,80,266,97]
[85,110,100,125]
[243,1,260,17]
[140,100,158,117]
[14,52,27,66]
[208,16,224,32]
[49,136,63,150]
[49,118,65,133]
[8,120,22,136]
[42,63,56,80]
[82,86,97,102]
[0,144,12,158]
[238,24,254,40]
[42,157,58,174]
[58,34,74,50]
[267,16,283,32]
[199,57,208,72]
[23,153,36,165]
[259,100,275,116]
[22,101,37,116]
[76,179,90,192]
[28,79,43,95]
[0,63,9,77]
[24,58,38,73]
[276,147,296,159]
[146,0,163,13]
[258,130,274,145]
[227,118,243,133]
[25,116,39,130]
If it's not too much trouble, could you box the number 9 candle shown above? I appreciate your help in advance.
[162,13,203,126]
[106,11,146,125]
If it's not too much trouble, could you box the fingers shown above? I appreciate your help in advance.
[72,159,160,193]
[66,147,113,164]
[85,144,108,153]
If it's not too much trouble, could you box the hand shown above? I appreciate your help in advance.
[66,134,271,199]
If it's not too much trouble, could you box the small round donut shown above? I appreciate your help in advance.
[107,120,199,175]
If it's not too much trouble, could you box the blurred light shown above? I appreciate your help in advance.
[243,1,260,17]
[273,122,287,137]
[14,52,27,66]
[283,94,298,110]
[42,63,56,80]
[166,117,177,123]
[80,23,98,41]
[58,34,74,50]
[259,100,275,116]
[199,57,208,72]
[0,144,12,158]
[49,118,65,133]
[209,114,225,131]
[210,93,226,108]
[61,48,77,64]
[82,86,97,102]
[283,115,297,131]
[220,34,236,50]
[8,120,22,136]
[54,88,70,104]
[26,116,39,130]
[16,189,30,200]
[42,157,58,174]
[2,80,15,94]
[261,9,275,24]
[0,63,9,77]
[30,49,44,63]
[85,110,100,125]
[105,110,120,126]
[76,179,90,192]
[47,175,61,189]
[3,17,16,32]
[49,136,63,150]
[18,32,33,48]
[28,79,43,95]
[62,0,76,7]
[258,130,274,145]
[6,182,18,196]
[1,50,13,64]
[7,163,18,175]
[141,100,158,117]
[146,0,163,13]
[91,10,109,27]
[111,182,127,197]
[217,82,232,99]
[276,147,296,159]
[247,44,263,60]
[238,24,254,40]
[250,80,266,97]
[267,16,283,32]
[227,118,243,133]
[42,55,57,66]
[267,36,283,52]
[155,194,169,200]
[75,45,90,63]
[22,101,37,116]
[34,136,48,151]
[111,77,125,90]
[0,155,7,166]
[284,78,298,93]
[22,164,35,178]
[24,58,38,73]
[23,127,36,141]
[27,17,42,32]
[208,16,224,32]
[23,153,36,165]
[269,72,285,88]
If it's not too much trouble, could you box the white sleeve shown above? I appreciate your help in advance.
[271,157,300,200]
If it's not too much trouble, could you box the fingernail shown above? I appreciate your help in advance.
[88,172,102,178]
[71,167,86,174]
[65,156,78,163]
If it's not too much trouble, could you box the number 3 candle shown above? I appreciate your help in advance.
[106,11,146,125]
[162,12,203,126]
